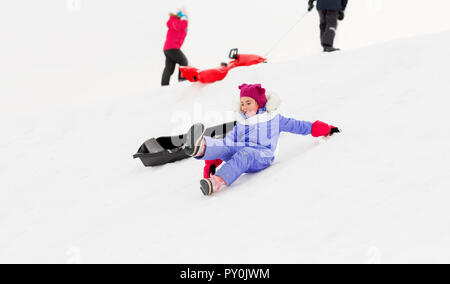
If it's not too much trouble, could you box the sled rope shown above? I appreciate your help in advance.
[264,11,309,57]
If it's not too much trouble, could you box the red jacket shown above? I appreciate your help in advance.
[164,16,188,51]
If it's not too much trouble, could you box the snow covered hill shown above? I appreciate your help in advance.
[2,31,450,264]
[1,0,450,264]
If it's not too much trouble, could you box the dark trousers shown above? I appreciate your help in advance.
[318,10,339,47]
[161,49,188,86]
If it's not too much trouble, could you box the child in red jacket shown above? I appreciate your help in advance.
[161,9,189,86]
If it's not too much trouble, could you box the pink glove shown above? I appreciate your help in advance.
[311,121,340,137]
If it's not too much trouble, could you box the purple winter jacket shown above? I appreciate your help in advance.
[205,107,313,156]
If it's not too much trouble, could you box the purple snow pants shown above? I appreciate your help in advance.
[195,136,274,186]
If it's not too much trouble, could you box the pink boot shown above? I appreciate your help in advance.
[200,175,226,196]
[184,123,206,157]
[196,138,207,158]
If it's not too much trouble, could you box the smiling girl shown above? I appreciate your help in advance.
[184,84,340,196]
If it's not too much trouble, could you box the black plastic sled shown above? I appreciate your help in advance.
[133,121,236,167]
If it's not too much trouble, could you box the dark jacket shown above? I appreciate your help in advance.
[312,0,348,11]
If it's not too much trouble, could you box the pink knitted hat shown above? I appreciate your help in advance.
[239,84,267,108]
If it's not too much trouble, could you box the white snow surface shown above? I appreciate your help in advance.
[1,0,450,264]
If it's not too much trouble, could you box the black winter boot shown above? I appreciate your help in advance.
[323,46,341,52]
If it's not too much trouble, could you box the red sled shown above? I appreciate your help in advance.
[180,49,267,84]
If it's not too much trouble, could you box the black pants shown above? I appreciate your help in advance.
[161,49,188,86]
[318,10,339,47]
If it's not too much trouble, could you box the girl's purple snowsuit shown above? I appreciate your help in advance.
[196,106,313,186]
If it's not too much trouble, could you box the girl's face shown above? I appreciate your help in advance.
[240,97,259,117]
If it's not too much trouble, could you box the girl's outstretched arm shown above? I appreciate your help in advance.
[279,115,313,136]
[279,116,340,137]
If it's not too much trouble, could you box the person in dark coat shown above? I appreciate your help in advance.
[308,0,348,52]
